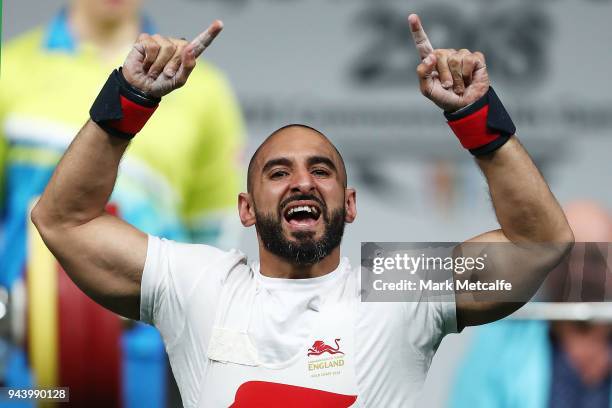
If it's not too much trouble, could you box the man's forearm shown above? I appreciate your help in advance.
[32,120,128,229]
[477,136,572,243]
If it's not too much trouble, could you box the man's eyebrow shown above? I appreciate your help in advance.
[307,156,337,172]
[261,157,293,174]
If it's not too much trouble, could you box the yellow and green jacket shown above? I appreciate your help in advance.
[0,10,245,287]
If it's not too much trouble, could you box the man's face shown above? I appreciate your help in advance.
[243,128,355,265]
[75,0,143,24]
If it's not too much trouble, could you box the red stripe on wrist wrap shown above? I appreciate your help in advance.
[106,95,158,135]
[447,104,502,150]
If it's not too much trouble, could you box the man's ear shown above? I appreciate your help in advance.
[345,188,357,223]
[238,192,256,227]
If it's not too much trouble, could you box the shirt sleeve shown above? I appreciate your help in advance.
[434,295,458,335]
[403,295,458,362]
[181,67,245,249]
[417,270,459,354]
[139,234,243,347]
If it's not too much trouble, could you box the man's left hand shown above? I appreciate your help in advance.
[409,14,490,112]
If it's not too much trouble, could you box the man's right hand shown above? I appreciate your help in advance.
[122,20,224,99]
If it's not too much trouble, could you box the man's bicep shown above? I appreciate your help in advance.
[455,229,563,329]
[455,229,520,329]
[41,213,147,320]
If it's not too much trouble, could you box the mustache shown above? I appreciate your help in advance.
[279,194,326,214]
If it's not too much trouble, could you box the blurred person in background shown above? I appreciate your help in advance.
[0,0,244,406]
[449,201,612,408]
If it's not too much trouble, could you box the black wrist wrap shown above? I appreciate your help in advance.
[444,87,516,156]
[89,68,161,140]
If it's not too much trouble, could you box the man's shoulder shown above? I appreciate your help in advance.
[152,236,248,280]
[163,237,245,263]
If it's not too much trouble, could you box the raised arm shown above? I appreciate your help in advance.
[30,21,224,320]
[408,14,574,330]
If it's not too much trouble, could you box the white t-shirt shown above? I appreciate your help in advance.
[140,236,457,407]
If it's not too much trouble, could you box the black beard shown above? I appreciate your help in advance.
[255,198,345,266]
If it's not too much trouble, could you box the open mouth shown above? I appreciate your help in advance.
[283,203,322,227]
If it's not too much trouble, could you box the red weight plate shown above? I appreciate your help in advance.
[57,264,122,407]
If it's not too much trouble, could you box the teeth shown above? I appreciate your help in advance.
[287,205,319,216]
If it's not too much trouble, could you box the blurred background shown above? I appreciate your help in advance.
[1,0,612,407]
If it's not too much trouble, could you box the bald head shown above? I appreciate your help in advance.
[247,124,347,193]
[564,201,612,242]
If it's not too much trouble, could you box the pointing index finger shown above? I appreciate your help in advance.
[190,20,224,58]
[408,14,434,60]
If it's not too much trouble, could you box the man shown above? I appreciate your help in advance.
[450,201,612,408]
[31,14,573,407]
[0,1,243,406]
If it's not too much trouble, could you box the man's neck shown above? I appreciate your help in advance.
[258,246,342,279]
[68,6,140,61]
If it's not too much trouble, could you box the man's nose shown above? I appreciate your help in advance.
[290,169,315,194]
